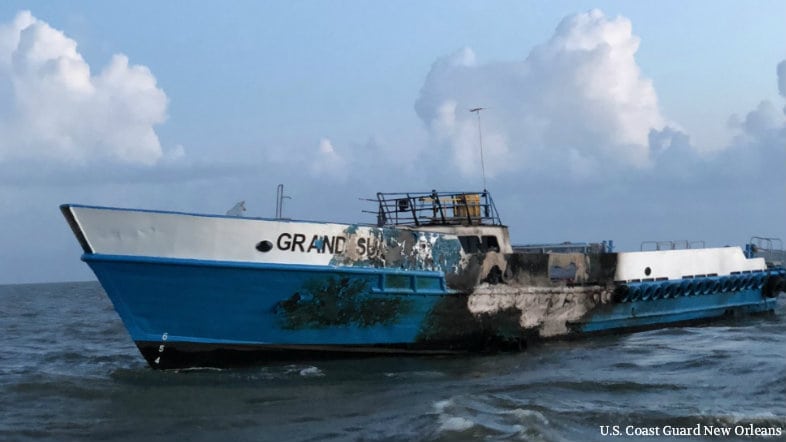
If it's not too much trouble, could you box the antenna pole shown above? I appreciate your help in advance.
[276,184,291,219]
[469,107,487,191]
[275,184,282,218]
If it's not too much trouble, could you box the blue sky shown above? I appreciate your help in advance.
[0,1,784,283]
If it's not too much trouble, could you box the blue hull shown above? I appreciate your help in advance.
[86,253,481,368]
[84,253,781,369]
[85,254,449,345]
[573,290,777,333]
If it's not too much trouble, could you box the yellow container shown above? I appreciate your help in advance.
[453,193,481,219]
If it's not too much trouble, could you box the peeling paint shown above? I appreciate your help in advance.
[468,284,612,337]
[327,230,623,341]
[426,249,620,341]
[329,225,465,273]
[431,235,463,273]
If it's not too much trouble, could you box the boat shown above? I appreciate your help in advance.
[61,190,785,369]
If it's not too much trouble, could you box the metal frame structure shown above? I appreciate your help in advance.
[367,190,502,227]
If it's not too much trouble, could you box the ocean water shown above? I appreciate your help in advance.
[1,282,784,442]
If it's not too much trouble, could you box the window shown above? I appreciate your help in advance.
[458,236,481,253]
[482,236,500,252]
[459,235,500,253]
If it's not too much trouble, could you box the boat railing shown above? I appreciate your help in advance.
[747,236,785,266]
[513,241,611,254]
[640,240,705,251]
[366,190,502,227]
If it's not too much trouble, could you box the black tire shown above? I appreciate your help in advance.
[612,285,629,303]
[762,276,783,298]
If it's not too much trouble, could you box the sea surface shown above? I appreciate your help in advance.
[1,282,784,442]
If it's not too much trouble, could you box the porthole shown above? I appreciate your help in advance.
[644,267,652,276]
[256,240,273,252]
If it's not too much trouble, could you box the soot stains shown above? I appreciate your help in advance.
[276,276,413,329]
[416,293,532,350]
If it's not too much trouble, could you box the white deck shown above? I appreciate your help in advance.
[615,247,766,281]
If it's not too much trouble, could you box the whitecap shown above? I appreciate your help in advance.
[439,416,475,432]
[433,399,454,413]
[298,366,324,377]
[506,408,550,425]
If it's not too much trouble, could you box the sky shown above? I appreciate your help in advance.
[0,1,784,284]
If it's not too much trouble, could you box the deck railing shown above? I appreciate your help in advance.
[513,242,611,254]
[640,240,705,251]
[366,190,502,227]
[747,236,785,266]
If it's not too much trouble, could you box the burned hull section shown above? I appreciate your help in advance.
[438,250,617,340]
[434,250,781,342]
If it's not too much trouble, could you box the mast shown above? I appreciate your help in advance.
[469,107,487,191]
[275,184,291,219]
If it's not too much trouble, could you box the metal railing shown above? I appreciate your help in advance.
[640,240,705,251]
[365,190,502,227]
[748,236,785,266]
[513,242,610,254]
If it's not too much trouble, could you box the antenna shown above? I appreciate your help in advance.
[275,184,291,219]
[469,107,487,191]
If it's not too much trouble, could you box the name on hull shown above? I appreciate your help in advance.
[274,233,384,257]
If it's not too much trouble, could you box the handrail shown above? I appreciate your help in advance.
[513,242,609,254]
[640,240,705,251]
[370,190,502,227]
[750,236,783,251]
[747,236,785,265]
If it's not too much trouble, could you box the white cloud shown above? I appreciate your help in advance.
[318,138,336,155]
[415,9,677,178]
[310,138,348,179]
[0,10,173,165]
[267,137,349,181]
[654,60,786,183]
[735,100,783,136]
[726,61,786,154]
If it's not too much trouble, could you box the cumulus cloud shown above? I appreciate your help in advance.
[648,126,691,154]
[0,10,172,165]
[725,60,786,154]
[721,101,785,179]
[731,100,783,136]
[415,9,683,178]
[311,138,348,178]
[266,137,349,181]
